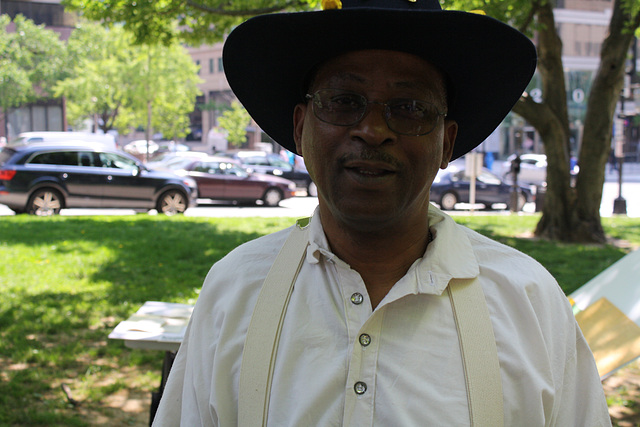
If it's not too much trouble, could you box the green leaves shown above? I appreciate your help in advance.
[0,15,67,111]
[53,21,202,136]
[217,101,251,146]
[62,0,314,45]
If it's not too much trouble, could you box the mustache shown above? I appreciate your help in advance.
[338,149,402,169]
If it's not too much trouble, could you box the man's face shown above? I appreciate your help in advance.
[294,50,457,231]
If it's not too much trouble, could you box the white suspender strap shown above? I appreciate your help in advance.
[448,278,504,427]
[239,219,503,426]
[238,219,310,427]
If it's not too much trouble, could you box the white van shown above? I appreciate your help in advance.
[11,132,117,149]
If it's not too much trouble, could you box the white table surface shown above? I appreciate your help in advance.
[109,301,194,352]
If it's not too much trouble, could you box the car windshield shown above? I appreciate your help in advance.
[267,155,293,170]
[194,161,249,177]
[163,157,197,170]
[477,171,502,185]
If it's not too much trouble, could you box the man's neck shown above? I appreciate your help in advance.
[319,208,431,309]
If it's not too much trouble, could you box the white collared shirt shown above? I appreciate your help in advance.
[154,205,610,426]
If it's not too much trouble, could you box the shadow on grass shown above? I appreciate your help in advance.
[457,222,628,295]
[0,215,292,426]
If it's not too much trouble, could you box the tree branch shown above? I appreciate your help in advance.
[517,0,541,34]
[184,0,308,16]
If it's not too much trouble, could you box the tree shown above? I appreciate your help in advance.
[61,0,314,45]
[130,41,203,142]
[0,15,67,118]
[55,22,202,137]
[217,101,251,147]
[446,0,640,243]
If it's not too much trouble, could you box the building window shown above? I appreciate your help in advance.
[196,60,201,74]
[218,58,224,73]
[209,58,214,73]
[3,1,67,27]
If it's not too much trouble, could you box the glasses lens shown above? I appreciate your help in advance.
[312,89,366,126]
[309,90,443,136]
[387,99,440,136]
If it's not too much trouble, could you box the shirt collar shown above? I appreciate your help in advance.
[304,204,480,295]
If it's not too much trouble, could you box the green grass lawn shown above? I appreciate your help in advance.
[0,213,638,425]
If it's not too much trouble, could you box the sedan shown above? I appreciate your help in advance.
[219,150,317,196]
[430,166,532,211]
[163,156,297,207]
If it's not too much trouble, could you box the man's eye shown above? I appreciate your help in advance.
[329,94,362,109]
[393,100,427,117]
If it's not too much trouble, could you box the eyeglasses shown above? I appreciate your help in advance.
[305,89,447,136]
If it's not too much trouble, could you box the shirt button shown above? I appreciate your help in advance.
[354,381,367,395]
[350,293,364,305]
[359,333,371,347]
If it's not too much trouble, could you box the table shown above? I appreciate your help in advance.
[109,301,194,425]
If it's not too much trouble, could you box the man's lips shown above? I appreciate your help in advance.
[343,160,396,176]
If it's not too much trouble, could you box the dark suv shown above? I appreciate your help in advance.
[0,142,198,215]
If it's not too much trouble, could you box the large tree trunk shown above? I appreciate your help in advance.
[513,1,582,241]
[574,0,640,241]
[513,0,639,243]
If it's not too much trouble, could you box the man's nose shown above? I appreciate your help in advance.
[351,103,395,145]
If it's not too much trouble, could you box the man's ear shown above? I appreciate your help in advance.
[440,119,458,169]
[293,103,308,156]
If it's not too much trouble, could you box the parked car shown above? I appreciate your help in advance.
[166,156,297,206]
[500,153,547,186]
[500,153,580,187]
[219,150,317,196]
[430,165,532,211]
[0,142,198,215]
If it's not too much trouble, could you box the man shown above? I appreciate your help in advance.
[154,1,611,425]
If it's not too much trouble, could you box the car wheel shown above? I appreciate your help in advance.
[157,190,188,215]
[440,191,458,211]
[263,188,283,207]
[27,188,63,216]
[307,181,318,197]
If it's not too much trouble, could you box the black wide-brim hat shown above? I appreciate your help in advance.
[223,0,537,160]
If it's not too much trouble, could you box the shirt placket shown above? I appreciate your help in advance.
[333,262,384,426]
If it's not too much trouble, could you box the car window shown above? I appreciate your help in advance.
[99,152,138,171]
[450,170,466,182]
[28,151,78,166]
[243,156,270,166]
[193,161,221,174]
[221,162,249,177]
[267,155,293,171]
[78,151,102,167]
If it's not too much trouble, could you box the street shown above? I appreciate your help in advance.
[0,183,638,218]
[0,168,638,218]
